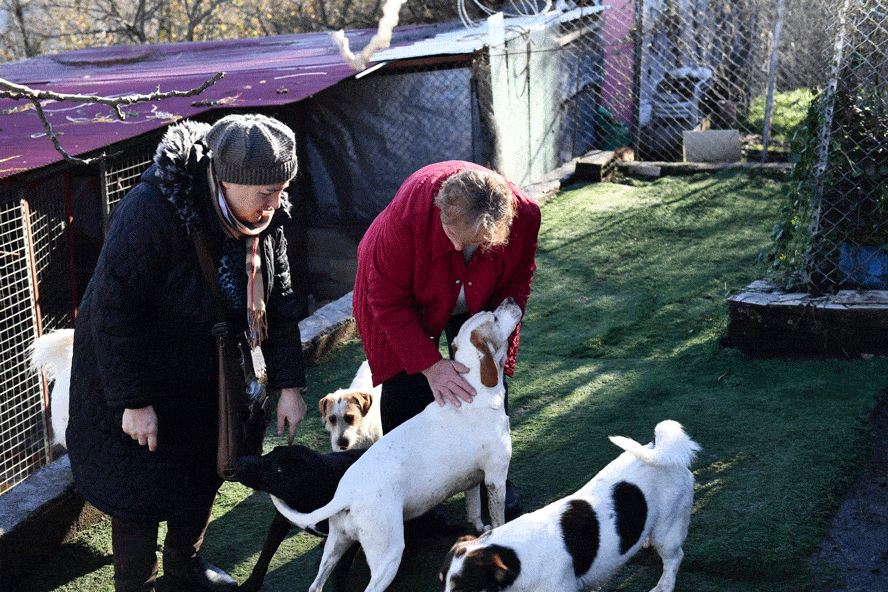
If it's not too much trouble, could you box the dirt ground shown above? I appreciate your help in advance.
[814,394,888,592]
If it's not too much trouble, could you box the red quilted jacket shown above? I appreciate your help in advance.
[353,161,541,386]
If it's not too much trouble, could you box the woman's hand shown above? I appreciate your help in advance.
[421,359,476,408]
[277,387,307,444]
[122,405,158,451]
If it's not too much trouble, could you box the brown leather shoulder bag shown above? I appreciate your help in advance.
[192,231,271,480]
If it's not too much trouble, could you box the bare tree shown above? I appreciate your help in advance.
[2,0,42,58]
[1,0,475,63]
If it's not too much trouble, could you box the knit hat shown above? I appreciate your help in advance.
[206,114,297,185]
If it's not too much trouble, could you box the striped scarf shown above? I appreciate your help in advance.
[209,167,273,347]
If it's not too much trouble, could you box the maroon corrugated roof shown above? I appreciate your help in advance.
[0,25,448,180]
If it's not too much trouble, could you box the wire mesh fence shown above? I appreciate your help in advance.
[770,0,888,291]
[0,176,74,494]
[102,145,156,213]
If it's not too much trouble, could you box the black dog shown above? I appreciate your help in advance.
[231,445,365,592]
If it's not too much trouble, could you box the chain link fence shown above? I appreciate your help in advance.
[770,0,888,291]
[634,0,831,161]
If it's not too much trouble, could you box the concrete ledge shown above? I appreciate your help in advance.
[300,291,356,364]
[0,294,358,588]
[521,158,581,205]
[725,279,888,357]
[0,456,105,590]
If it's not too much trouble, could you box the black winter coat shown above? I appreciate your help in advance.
[67,121,306,522]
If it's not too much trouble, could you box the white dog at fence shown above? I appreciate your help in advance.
[29,329,75,449]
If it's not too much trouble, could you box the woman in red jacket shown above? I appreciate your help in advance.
[353,160,540,519]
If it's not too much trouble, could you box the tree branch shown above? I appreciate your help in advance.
[0,72,225,165]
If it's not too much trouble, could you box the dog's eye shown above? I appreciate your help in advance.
[344,414,355,425]
[329,416,337,426]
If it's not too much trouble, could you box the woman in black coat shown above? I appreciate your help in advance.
[67,114,308,592]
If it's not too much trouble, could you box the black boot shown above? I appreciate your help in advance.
[162,551,237,592]
[111,517,159,592]
[504,479,524,522]
[162,497,236,592]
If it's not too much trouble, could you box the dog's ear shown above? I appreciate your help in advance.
[492,553,511,582]
[487,546,520,586]
[319,396,334,419]
[352,391,374,416]
[471,331,499,388]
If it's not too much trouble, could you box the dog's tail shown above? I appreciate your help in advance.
[30,329,75,381]
[270,493,348,530]
[609,420,700,468]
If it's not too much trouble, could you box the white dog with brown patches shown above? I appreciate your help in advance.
[440,420,699,592]
[319,360,382,451]
[271,298,523,592]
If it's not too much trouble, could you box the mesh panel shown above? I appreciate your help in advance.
[104,146,155,210]
[0,198,50,494]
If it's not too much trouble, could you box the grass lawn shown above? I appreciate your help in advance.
[740,87,815,143]
[19,168,887,592]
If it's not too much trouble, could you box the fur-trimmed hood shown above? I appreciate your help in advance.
[143,119,292,235]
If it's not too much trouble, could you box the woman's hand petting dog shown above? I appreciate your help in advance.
[122,405,158,451]
[421,359,476,408]
[277,387,307,445]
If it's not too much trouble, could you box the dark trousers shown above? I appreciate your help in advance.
[111,491,215,592]
[380,312,509,434]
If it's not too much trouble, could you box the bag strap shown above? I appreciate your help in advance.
[192,230,264,406]
[191,231,226,323]
[193,230,241,481]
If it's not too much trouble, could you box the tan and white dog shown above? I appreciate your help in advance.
[440,420,699,592]
[29,329,75,449]
[271,298,523,592]
[319,360,382,451]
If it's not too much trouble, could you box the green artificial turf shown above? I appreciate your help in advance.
[18,169,887,592]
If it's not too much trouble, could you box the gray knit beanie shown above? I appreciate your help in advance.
[206,114,297,185]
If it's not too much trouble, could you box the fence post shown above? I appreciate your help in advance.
[19,197,53,463]
[761,0,785,163]
[809,0,853,246]
[99,156,111,236]
[631,0,643,153]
